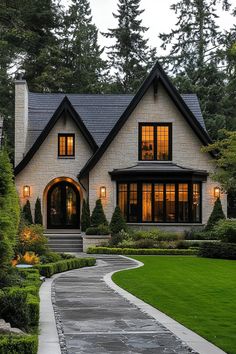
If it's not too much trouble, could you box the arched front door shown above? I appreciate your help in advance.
[47,181,80,229]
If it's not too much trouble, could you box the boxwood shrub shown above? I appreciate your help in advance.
[0,335,38,354]
[198,242,236,259]
[35,257,96,278]
[87,247,198,255]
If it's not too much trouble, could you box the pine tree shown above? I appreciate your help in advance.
[159,0,232,139]
[205,198,226,230]
[91,199,108,227]
[103,0,156,93]
[34,197,43,225]
[22,200,33,225]
[57,0,107,93]
[81,199,91,232]
[110,206,127,234]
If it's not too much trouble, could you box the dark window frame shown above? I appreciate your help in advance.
[117,181,202,224]
[58,133,75,158]
[139,123,172,161]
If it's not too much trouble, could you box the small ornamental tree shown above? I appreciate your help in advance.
[22,200,33,225]
[81,199,91,232]
[110,206,127,234]
[205,197,225,231]
[34,197,43,225]
[91,199,108,227]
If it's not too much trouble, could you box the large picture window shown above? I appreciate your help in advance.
[139,123,172,161]
[58,134,75,157]
[118,182,201,223]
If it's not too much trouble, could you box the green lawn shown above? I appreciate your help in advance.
[112,256,236,354]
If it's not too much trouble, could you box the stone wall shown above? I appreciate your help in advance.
[88,84,227,226]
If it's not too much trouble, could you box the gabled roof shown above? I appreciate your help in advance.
[15,97,98,175]
[78,61,212,178]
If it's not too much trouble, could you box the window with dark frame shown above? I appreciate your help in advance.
[139,123,172,161]
[118,182,201,223]
[58,134,75,157]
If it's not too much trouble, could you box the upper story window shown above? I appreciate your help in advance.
[58,134,75,157]
[139,123,172,161]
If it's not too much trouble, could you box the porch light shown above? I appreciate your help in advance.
[100,186,106,198]
[23,185,30,198]
[214,187,220,199]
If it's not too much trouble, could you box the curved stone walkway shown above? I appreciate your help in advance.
[53,255,197,354]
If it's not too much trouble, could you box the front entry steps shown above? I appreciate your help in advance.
[44,230,83,252]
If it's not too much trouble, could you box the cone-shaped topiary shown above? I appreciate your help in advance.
[22,200,33,224]
[205,197,225,231]
[34,197,43,225]
[81,199,91,232]
[110,206,127,234]
[91,199,108,227]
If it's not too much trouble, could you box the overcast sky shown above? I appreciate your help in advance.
[61,0,235,56]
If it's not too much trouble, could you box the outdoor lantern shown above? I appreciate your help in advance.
[100,186,106,198]
[23,185,30,198]
[214,187,220,199]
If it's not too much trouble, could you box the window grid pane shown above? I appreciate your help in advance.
[59,136,66,156]
[142,183,152,221]
[157,126,169,160]
[118,184,128,221]
[193,183,201,222]
[154,184,164,222]
[129,184,138,222]
[67,136,74,156]
[178,184,189,222]
[166,184,176,222]
[141,126,154,160]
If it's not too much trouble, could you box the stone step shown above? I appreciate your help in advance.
[48,239,83,245]
[45,234,82,239]
[45,229,81,234]
[49,246,83,252]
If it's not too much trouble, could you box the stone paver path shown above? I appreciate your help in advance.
[53,255,196,354]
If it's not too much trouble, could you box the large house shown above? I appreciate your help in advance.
[14,62,227,233]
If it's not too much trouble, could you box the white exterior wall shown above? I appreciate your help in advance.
[15,80,28,166]
[89,84,227,227]
[15,115,92,227]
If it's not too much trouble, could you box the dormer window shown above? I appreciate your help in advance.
[58,134,75,157]
[139,123,172,161]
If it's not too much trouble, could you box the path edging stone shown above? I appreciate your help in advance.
[103,255,226,354]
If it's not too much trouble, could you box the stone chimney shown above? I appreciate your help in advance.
[15,74,28,167]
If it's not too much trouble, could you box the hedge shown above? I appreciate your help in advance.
[198,242,236,259]
[87,247,198,255]
[0,335,38,354]
[35,257,96,277]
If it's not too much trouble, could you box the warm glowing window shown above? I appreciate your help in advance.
[58,134,75,157]
[118,183,138,222]
[142,183,152,221]
[193,183,201,222]
[118,184,128,221]
[178,184,189,222]
[139,123,171,161]
[166,184,176,222]
[154,184,164,222]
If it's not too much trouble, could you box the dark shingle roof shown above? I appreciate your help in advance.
[26,92,206,153]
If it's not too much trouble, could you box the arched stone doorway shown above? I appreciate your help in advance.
[47,181,80,229]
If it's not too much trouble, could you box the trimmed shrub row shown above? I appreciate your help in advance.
[198,242,236,259]
[87,247,198,255]
[35,257,96,277]
[0,335,38,354]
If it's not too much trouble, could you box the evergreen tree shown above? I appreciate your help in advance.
[110,206,127,234]
[159,0,232,139]
[22,200,33,225]
[81,199,91,232]
[34,197,43,225]
[57,0,107,93]
[91,199,108,227]
[103,0,156,93]
[205,197,225,230]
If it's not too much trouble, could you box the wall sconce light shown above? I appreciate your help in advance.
[23,185,30,198]
[214,187,220,199]
[100,186,106,198]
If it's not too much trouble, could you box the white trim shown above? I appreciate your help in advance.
[103,255,226,354]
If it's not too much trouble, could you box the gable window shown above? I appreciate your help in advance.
[139,123,172,161]
[58,134,75,157]
[117,182,201,223]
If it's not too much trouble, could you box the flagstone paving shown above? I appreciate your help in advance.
[53,255,196,354]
